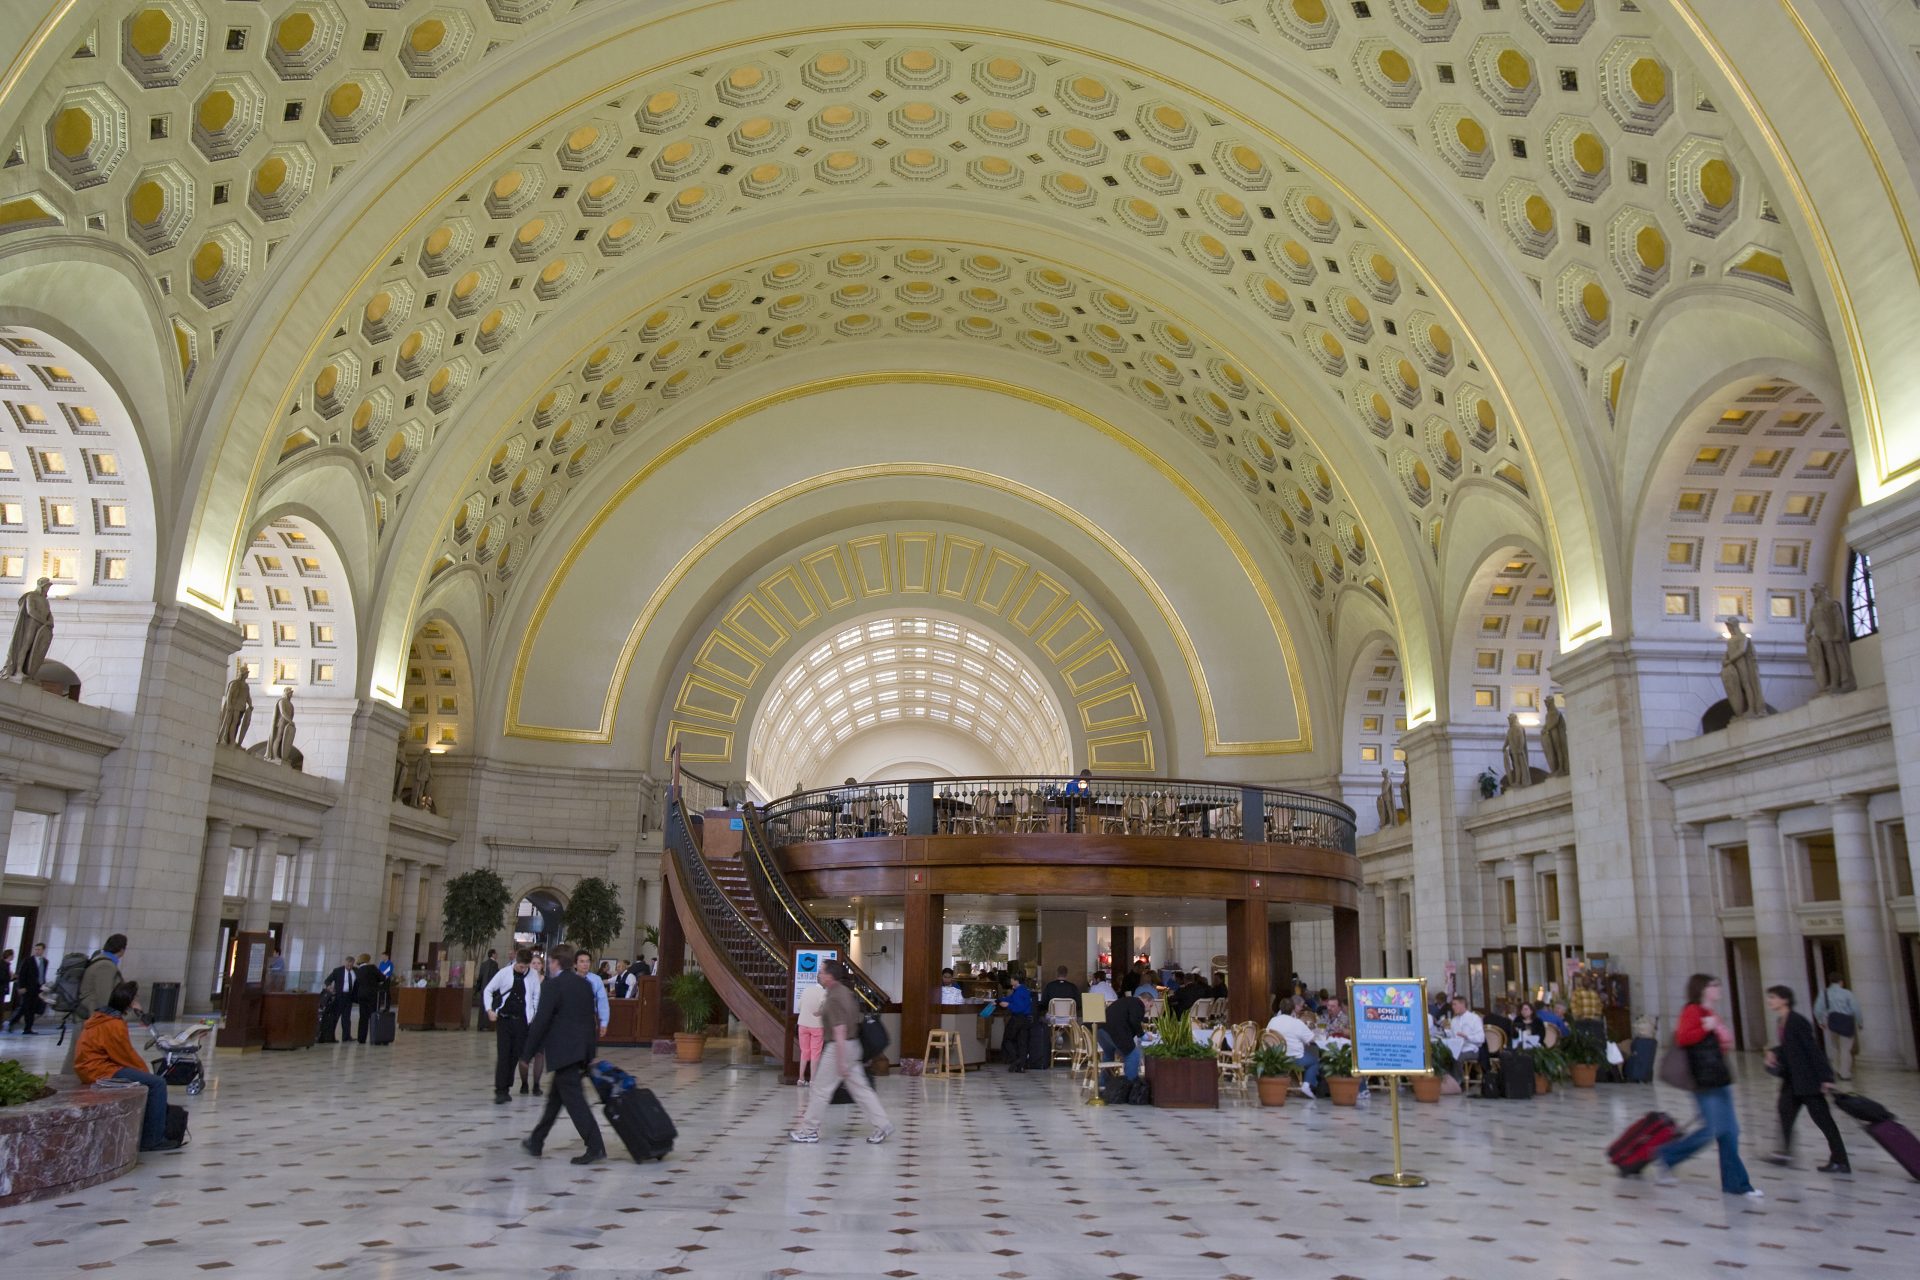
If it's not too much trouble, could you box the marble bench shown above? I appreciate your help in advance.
[0,1079,145,1206]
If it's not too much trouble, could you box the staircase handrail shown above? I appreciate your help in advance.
[740,802,890,1012]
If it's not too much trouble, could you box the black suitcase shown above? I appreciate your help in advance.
[1026,1020,1052,1070]
[830,1063,873,1104]
[605,1087,675,1163]
[1100,1075,1131,1105]
[1500,1049,1534,1099]
[1624,1037,1657,1084]
[370,1008,396,1045]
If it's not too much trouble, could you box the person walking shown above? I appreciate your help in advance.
[472,949,501,1033]
[1812,973,1859,1081]
[790,960,892,1145]
[353,953,382,1044]
[483,948,541,1105]
[1762,985,1849,1174]
[6,942,47,1034]
[319,956,357,1042]
[1654,973,1762,1198]
[518,944,607,1164]
[64,934,131,1073]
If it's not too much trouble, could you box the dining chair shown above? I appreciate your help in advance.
[971,788,1001,835]
[1012,788,1046,833]
[880,796,907,836]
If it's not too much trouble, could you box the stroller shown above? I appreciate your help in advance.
[146,1022,214,1096]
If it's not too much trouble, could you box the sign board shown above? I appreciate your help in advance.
[1346,978,1429,1077]
[792,946,838,1010]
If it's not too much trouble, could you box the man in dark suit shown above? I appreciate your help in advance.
[519,943,606,1164]
[354,953,383,1044]
[1763,984,1848,1173]
[319,957,358,1042]
[6,943,47,1034]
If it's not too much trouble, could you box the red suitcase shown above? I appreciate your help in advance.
[1866,1119,1920,1182]
[1608,1110,1679,1176]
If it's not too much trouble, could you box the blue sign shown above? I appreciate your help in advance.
[729,817,744,830]
[1348,980,1430,1076]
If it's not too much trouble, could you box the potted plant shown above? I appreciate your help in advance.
[1250,1041,1300,1107]
[665,970,719,1063]
[1142,1010,1220,1109]
[1530,1043,1567,1094]
[1563,1031,1605,1088]
[1476,768,1501,800]
[442,868,512,1028]
[563,876,626,959]
[1411,1040,1449,1102]
[1318,1041,1359,1105]
[0,1060,53,1106]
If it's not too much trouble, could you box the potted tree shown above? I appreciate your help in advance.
[1142,1010,1220,1109]
[442,868,512,1027]
[1250,1041,1300,1107]
[564,877,626,961]
[665,970,719,1063]
[1318,1041,1360,1105]
[1411,1040,1448,1103]
[1563,1031,1605,1088]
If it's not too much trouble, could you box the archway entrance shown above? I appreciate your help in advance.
[514,889,567,949]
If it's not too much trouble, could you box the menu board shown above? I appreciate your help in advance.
[1348,979,1430,1076]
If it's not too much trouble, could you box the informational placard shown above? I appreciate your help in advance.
[792,946,838,1010]
[1347,978,1429,1077]
[246,940,270,985]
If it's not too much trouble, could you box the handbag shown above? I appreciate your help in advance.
[1826,1011,1856,1038]
[1657,1044,1694,1091]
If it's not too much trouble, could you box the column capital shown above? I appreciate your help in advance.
[1827,792,1871,818]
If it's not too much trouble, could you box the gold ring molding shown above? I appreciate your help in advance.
[503,372,1312,755]
[191,6,1604,644]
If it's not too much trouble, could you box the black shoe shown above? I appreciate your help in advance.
[1817,1161,1851,1174]
[494,1093,511,1105]
[570,1150,607,1166]
[519,1081,529,1095]
[317,1037,336,1044]
[532,1085,543,1096]
[521,1138,542,1158]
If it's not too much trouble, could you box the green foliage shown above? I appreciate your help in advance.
[564,877,625,957]
[1562,1030,1607,1067]
[1142,1009,1217,1060]
[1531,1044,1569,1084]
[642,924,660,950]
[442,868,513,961]
[956,923,1008,965]
[1318,1040,1356,1079]
[1428,1038,1455,1077]
[1250,1041,1300,1080]
[666,970,719,1031]
[0,1059,51,1107]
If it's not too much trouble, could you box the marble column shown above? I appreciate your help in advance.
[393,859,422,975]
[40,792,96,957]
[184,819,234,1012]
[303,701,408,979]
[1743,810,1797,992]
[1382,878,1407,977]
[1830,795,1904,1066]
[1511,855,1540,949]
[1847,488,1920,906]
[1554,847,1581,947]
[419,863,444,974]
[241,830,277,932]
[0,776,17,909]
[1400,723,1497,981]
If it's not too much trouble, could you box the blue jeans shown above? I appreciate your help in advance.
[1097,1029,1144,1080]
[114,1067,169,1149]
[1659,1085,1752,1193]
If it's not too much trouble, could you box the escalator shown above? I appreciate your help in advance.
[662,750,890,1058]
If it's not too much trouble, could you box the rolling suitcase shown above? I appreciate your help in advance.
[606,1087,676,1163]
[1499,1049,1534,1099]
[1866,1119,1920,1181]
[1623,1037,1658,1084]
[1026,1020,1052,1070]
[1608,1110,1679,1176]
[370,1007,396,1045]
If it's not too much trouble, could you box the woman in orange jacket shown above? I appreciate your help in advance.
[73,981,180,1152]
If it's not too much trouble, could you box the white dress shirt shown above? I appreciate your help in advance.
[1089,980,1118,1002]
[1264,1012,1315,1061]
[482,965,541,1022]
[1446,1009,1485,1052]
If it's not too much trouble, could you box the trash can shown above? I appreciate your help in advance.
[147,981,182,1023]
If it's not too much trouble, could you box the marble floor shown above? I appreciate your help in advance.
[1,1024,1915,1280]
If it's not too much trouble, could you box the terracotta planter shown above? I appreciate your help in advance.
[1534,1073,1552,1095]
[1256,1075,1291,1107]
[673,1032,708,1063]
[867,1054,891,1078]
[1410,1074,1443,1103]
[1144,1055,1220,1109]
[1571,1063,1599,1088]
[1326,1076,1360,1106]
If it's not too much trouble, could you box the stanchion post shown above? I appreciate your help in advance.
[1352,977,1430,1189]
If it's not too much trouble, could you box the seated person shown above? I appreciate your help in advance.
[1169,972,1209,1016]
[1100,983,1148,1081]
[1062,769,1094,797]
[1209,971,1229,1002]
[938,968,969,1005]
[74,981,181,1153]
[1440,996,1484,1080]
[1087,969,1118,1002]
[1320,995,1352,1038]
[1040,966,1081,1013]
[1264,996,1321,1098]
[1512,1001,1547,1049]
[1538,1000,1570,1035]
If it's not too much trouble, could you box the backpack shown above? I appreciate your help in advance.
[49,952,103,1014]
[857,1012,889,1062]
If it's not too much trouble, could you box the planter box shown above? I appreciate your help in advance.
[1145,1055,1219,1109]
[1326,1076,1360,1106]
[0,1084,143,1206]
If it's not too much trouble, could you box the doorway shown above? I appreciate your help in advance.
[1803,936,1847,1003]
[515,889,567,949]
[1723,936,1763,1051]
[0,907,37,966]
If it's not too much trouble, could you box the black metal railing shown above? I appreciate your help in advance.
[739,802,887,1012]
[665,781,786,1014]
[760,773,1357,855]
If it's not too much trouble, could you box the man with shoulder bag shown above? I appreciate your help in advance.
[1812,974,1859,1081]
[790,960,892,1145]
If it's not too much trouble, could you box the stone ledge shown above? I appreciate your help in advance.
[0,1078,144,1207]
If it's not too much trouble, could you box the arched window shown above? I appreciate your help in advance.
[1846,549,1878,638]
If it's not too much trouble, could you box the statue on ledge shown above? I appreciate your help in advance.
[266,688,297,763]
[1541,697,1570,777]
[1,577,54,680]
[1719,618,1768,719]
[217,661,253,746]
[1502,712,1532,790]
[1805,582,1856,696]
[409,750,433,810]
[1375,768,1395,828]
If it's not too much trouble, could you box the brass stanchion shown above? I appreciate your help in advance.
[1368,1074,1428,1188]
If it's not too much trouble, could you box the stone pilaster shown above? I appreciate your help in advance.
[1847,487,1920,903]
[1553,846,1581,947]
[1830,794,1906,1066]
[1510,854,1540,950]
[393,859,422,974]
[184,818,233,1013]
[1382,879,1406,976]
[0,776,16,909]
[294,700,409,978]
[241,830,277,932]
[1743,810,1797,992]
[1400,723,1497,980]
